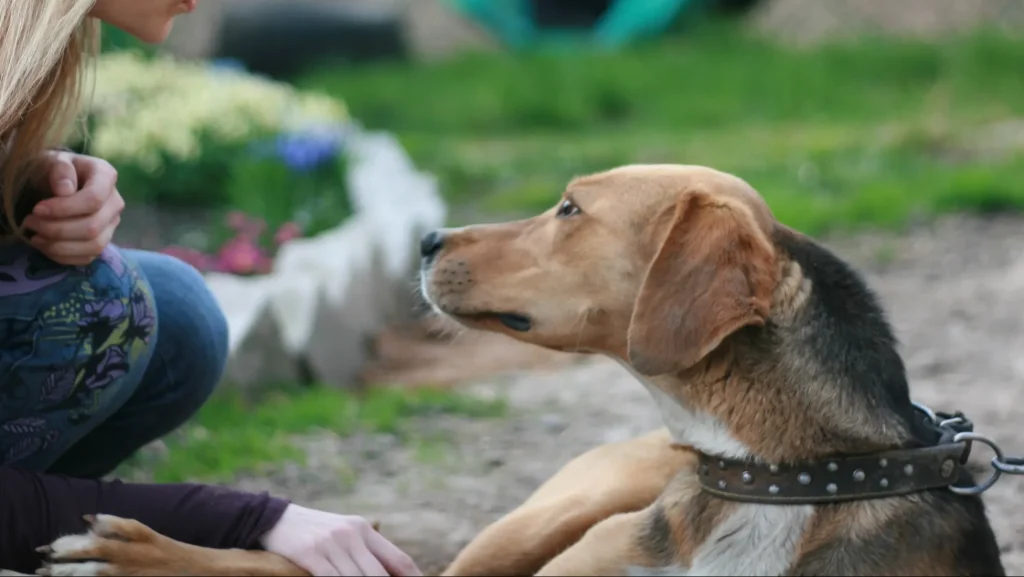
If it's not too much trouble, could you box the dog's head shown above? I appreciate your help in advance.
[419,164,780,376]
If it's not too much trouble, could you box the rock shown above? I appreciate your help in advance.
[304,264,380,388]
[347,132,446,321]
[539,413,568,434]
[205,272,303,388]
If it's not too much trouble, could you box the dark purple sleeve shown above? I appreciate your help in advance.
[0,466,291,573]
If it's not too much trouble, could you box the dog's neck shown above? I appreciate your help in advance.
[616,248,917,465]
[615,359,754,460]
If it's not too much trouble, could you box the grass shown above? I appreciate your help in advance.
[297,22,1024,234]
[120,385,508,484]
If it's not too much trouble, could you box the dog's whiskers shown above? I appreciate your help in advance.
[571,308,592,352]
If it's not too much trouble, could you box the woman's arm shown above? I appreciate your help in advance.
[0,466,290,573]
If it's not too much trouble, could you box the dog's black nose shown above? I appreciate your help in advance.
[420,230,445,260]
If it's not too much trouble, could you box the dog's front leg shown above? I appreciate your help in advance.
[37,514,308,577]
[535,509,667,577]
[443,429,694,576]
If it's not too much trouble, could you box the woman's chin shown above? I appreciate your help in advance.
[131,21,175,45]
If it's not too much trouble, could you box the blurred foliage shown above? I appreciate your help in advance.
[299,22,1024,234]
[118,385,509,483]
[224,152,351,239]
[76,51,352,252]
[99,23,157,56]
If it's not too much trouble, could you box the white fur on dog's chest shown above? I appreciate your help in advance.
[627,501,813,576]
[617,361,813,576]
[615,361,750,459]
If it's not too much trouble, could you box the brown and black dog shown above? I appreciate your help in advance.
[35,164,1004,576]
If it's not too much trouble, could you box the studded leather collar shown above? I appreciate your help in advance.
[696,406,976,505]
[697,443,969,504]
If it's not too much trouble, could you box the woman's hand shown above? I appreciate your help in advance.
[22,150,124,266]
[261,505,421,577]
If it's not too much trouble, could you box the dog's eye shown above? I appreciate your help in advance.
[556,200,581,219]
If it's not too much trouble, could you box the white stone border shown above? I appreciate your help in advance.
[204,129,446,388]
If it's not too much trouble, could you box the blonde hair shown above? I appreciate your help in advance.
[0,0,99,235]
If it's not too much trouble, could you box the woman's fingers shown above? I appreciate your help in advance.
[29,217,117,265]
[349,544,390,577]
[326,548,373,576]
[33,155,118,219]
[43,152,79,197]
[33,182,113,219]
[366,530,422,577]
[25,197,122,242]
[305,556,343,577]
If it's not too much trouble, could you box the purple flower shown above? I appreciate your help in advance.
[4,436,43,463]
[1,417,46,434]
[79,299,127,328]
[83,345,129,390]
[273,131,342,173]
[0,254,68,297]
[127,287,156,344]
[40,366,77,403]
[1,430,59,465]
[209,57,246,72]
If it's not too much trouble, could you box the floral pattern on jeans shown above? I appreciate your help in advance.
[0,245,156,469]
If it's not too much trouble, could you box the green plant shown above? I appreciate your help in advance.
[75,52,354,243]
[119,385,508,483]
[224,149,351,238]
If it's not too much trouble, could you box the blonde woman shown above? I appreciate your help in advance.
[0,2,420,575]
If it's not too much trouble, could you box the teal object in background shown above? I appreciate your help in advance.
[445,0,703,50]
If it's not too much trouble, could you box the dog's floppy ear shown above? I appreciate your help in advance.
[627,192,777,376]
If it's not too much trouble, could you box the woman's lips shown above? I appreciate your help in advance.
[182,0,197,13]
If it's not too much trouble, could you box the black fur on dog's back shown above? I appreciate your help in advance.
[773,228,1004,576]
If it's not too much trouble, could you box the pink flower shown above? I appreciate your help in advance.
[273,221,303,246]
[242,217,267,240]
[215,236,269,276]
[225,211,267,240]
[225,210,248,232]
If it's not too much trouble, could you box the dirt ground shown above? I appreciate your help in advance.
[228,214,1024,575]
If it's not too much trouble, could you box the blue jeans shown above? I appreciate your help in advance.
[0,245,228,478]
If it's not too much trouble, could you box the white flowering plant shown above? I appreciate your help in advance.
[68,51,354,273]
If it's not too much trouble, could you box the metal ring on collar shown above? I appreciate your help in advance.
[992,456,1024,475]
[912,401,938,424]
[939,416,965,429]
[948,432,1002,496]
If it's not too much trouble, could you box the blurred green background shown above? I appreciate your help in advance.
[299,23,1024,234]
[95,0,1024,482]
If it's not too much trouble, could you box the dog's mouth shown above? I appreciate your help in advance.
[462,311,533,332]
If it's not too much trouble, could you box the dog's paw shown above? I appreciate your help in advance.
[36,514,160,577]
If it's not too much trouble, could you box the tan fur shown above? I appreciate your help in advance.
[628,191,779,375]
[442,429,695,576]
[40,515,307,576]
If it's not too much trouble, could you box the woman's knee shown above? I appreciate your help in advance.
[123,249,229,404]
[0,245,157,470]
